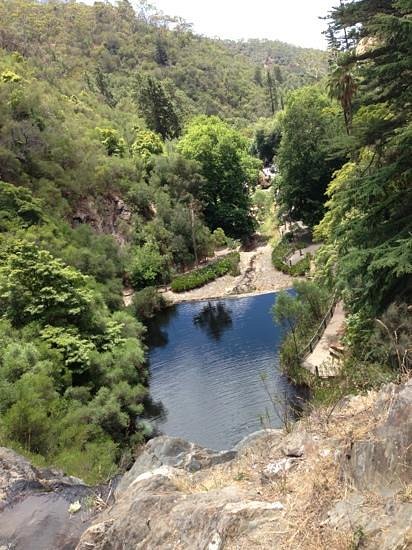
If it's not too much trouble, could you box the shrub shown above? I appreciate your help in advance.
[212,227,227,248]
[131,287,166,320]
[170,252,240,292]
[130,243,170,289]
[272,238,311,276]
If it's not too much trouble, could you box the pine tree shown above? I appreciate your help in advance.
[136,76,181,139]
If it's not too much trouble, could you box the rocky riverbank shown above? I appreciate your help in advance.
[1,379,411,549]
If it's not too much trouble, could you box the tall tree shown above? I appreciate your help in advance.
[277,85,345,226]
[136,76,181,140]
[327,55,357,134]
[316,0,412,315]
[178,116,260,239]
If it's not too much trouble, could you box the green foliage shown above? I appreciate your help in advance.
[96,128,125,157]
[225,38,328,92]
[0,240,93,328]
[1,69,22,83]
[276,85,345,226]
[251,116,282,164]
[272,282,330,382]
[0,181,43,230]
[178,116,261,238]
[130,243,170,289]
[131,129,163,161]
[136,76,181,140]
[170,252,240,292]
[315,0,412,319]
[212,228,228,249]
[130,286,166,320]
[271,238,311,276]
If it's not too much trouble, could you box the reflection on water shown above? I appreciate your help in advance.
[146,292,299,450]
[146,305,177,348]
[193,301,232,341]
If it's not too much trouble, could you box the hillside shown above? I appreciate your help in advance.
[0,0,327,126]
[224,38,329,87]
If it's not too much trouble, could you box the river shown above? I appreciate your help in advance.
[145,291,299,450]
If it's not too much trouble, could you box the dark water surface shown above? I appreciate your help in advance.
[146,291,298,450]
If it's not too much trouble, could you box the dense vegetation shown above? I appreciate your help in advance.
[274,0,412,394]
[271,241,311,277]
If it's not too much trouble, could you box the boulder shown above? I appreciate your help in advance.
[117,436,236,495]
[78,473,285,550]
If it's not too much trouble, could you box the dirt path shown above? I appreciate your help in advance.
[162,243,293,304]
[302,301,346,377]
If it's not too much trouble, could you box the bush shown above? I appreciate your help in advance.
[212,227,227,248]
[130,243,170,289]
[131,287,166,320]
[272,281,330,384]
[170,252,240,293]
[272,238,311,276]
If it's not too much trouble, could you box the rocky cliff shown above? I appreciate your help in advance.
[1,380,411,549]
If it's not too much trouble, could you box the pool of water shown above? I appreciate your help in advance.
[146,291,298,450]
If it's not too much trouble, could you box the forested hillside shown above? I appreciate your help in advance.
[0,0,325,481]
[0,0,327,125]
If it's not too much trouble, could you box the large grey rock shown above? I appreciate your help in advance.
[78,472,285,550]
[342,379,412,493]
[117,436,236,495]
[0,447,103,550]
[0,447,41,510]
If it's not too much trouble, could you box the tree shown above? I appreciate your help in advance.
[251,116,282,164]
[178,116,260,239]
[154,36,169,66]
[327,55,357,134]
[0,240,93,328]
[95,68,117,108]
[265,68,278,115]
[96,128,125,157]
[316,0,412,316]
[131,129,163,162]
[136,76,181,140]
[130,242,169,289]
[277,85,345,226]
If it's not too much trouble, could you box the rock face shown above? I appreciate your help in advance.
[0,447,105,550]
[117,436,237,494]
[342,379,412,493]
[72,193,133,245]
[77,380,412,550]
[0,446,84,511]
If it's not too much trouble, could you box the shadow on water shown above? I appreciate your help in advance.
[193,301,233,341]
[145,304,178,348]
[141,394,167,424]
